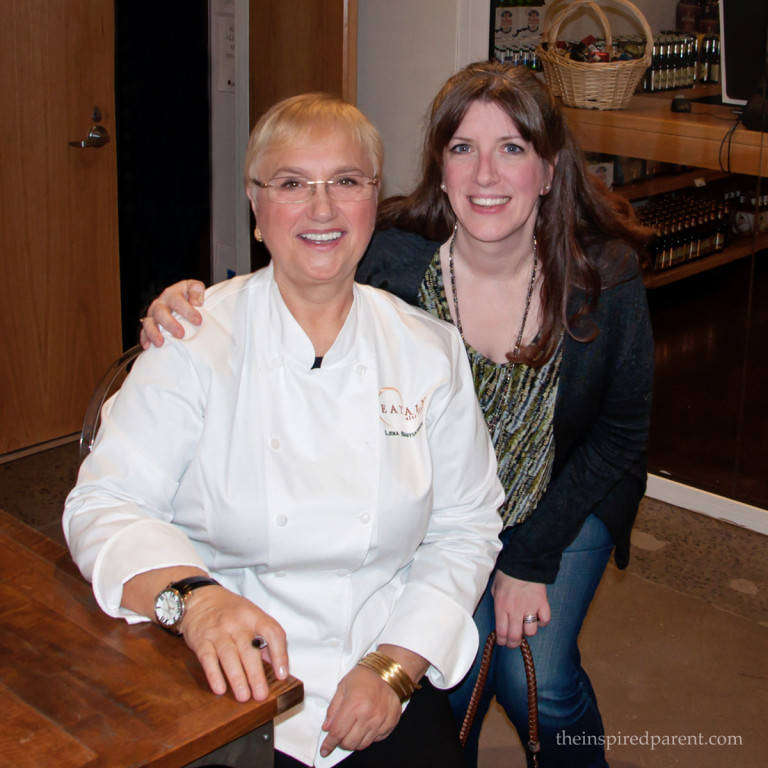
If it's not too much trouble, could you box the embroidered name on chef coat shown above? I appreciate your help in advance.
[379,387,427,438]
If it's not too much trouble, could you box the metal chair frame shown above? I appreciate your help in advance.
[79,344,143,463]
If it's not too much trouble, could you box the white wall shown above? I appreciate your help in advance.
[357,0,490,195]
[357,0,675,195]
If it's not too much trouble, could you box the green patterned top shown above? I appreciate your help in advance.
[418,249,562,528]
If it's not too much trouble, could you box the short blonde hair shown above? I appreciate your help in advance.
[244,93,383,184]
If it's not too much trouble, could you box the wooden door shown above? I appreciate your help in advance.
[249,0,358,122]
[0,0,122,455]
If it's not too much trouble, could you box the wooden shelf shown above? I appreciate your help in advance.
[563,93,766,177]
[562,88,767,288]
[616,168,730,201]
[642,83,723,102]
[644,232,768,288]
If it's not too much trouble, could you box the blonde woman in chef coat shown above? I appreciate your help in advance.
[64,93,504,768]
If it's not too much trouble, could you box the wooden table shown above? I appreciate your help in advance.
[0,510,303,767]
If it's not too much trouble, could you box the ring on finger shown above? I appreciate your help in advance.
[523,614,539,624]
[252,635,269,650]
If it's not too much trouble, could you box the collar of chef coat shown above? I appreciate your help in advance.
[262,264,369,371]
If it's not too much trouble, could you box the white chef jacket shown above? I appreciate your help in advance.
[64,265,503,767]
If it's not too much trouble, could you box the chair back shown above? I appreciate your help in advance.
[79,344,143,463]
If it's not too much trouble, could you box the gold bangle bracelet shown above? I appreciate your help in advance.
[357,650,421,704]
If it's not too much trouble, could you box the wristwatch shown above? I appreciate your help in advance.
[153,575,221,635]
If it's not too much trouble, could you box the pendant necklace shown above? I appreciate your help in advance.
[448,226,538,360]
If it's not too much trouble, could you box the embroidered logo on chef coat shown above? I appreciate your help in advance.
[379,387,426,437]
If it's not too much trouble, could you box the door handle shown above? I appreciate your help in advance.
[69,124,110,149]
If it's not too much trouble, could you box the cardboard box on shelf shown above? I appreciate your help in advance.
[494,5,544,51]
[587,160,615,190]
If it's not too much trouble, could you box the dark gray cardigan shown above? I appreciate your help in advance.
[357,228,654,583]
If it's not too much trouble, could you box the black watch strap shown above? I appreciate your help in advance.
[171,576,221,595]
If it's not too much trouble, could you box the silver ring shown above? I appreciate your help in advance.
[252,635,269,650]
[523,614,539,624]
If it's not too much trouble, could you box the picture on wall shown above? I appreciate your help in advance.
[490,0,546,61]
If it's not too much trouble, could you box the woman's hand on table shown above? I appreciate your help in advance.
[181,585,288,703]
[140,279,206,349]
[320,644,427,757]
[491,571,551,648]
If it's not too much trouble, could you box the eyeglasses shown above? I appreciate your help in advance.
[251,174,380,204]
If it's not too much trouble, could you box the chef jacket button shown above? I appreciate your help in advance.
[358,512,371,524]
[275,571,287,578]
[355,364,367,376]
[271,357,283,369]
[275,514,288,527]
[270,438,280,451]
[336,569,347,578]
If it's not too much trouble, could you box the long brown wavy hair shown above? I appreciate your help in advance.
[376,60,649,366]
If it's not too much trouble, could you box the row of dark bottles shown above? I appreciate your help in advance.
[642,31,719,93]
[638,177,768,273]
[493,45,543,71]
[640,197,729,272]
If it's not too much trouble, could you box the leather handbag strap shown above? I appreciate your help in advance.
[459,631,540,766]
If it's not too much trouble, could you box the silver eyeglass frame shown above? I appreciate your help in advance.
[250,175,380,203]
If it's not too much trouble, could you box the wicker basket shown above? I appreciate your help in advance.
[536,0,653,110]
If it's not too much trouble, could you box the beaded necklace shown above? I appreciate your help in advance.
[448,226,538,360]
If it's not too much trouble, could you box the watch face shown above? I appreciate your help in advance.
[154,588,183,628]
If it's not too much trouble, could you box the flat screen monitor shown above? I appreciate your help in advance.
[719,0,768,106]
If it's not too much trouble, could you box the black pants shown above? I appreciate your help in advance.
[274,681,467,768]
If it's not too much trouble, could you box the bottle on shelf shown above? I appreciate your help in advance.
[701,203,717,256]
[656,38,668,91]
[697,35,710,83]
[714,203,728,251]
[686,35,697,86]
[707,35,720,85]
[645,41,661,92]
[671,37,683,89]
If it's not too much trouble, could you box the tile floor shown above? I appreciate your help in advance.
[1,442,766,767]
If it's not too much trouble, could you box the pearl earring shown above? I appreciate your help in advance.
[254,226,263,243]
[440,183,447,192]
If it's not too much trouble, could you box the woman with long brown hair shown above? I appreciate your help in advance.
[143,62,653,767]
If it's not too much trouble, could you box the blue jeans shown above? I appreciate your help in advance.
[450,515,613,768]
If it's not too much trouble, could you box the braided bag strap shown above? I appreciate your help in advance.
[459,631,540,766]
